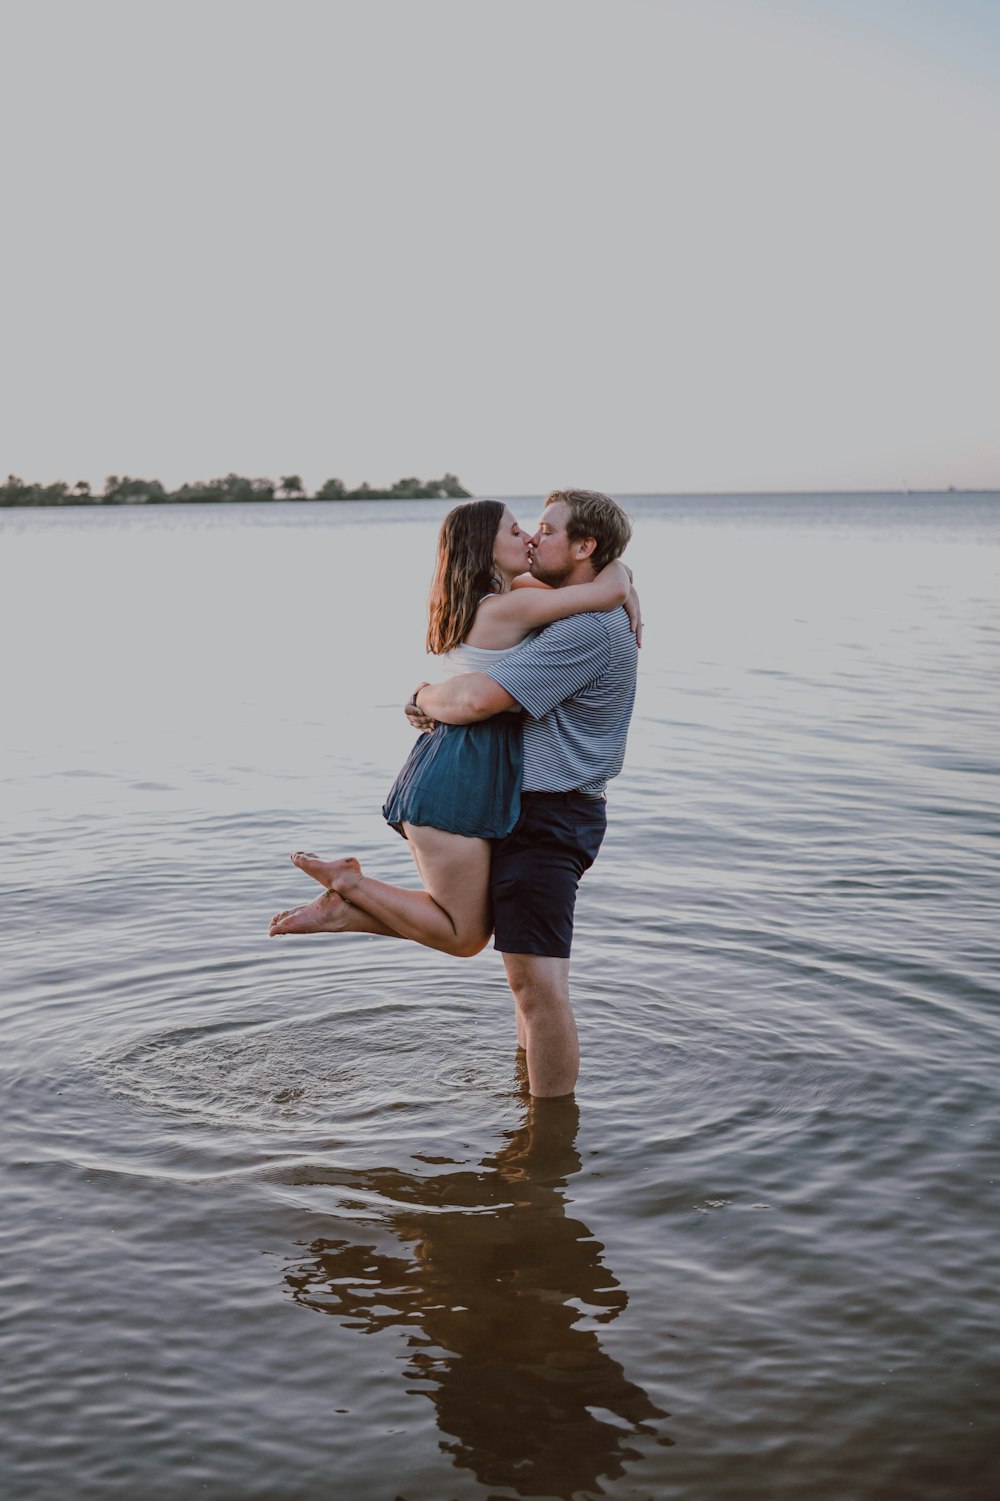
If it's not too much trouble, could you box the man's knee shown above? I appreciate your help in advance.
[503,953,571,1006]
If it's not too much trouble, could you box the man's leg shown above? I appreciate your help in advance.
[491,794,606,1097]
[501,952,579,1098]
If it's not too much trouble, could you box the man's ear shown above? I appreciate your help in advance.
[574,536,597,561]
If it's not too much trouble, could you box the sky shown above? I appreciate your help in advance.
[1,0,998,496]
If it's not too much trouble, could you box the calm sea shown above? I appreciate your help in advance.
[1,493,998,1500]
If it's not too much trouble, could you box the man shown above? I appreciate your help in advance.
[271,489,638,1099]
[408,487,637,1097]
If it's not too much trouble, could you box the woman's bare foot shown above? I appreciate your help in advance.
[269,889,352,936]
[291,851,363,896]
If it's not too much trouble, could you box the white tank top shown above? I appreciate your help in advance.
[439,636,534,678]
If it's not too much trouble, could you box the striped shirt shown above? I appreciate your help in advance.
[485,608,638,795]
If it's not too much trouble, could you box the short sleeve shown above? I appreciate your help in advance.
[485,614,614,720]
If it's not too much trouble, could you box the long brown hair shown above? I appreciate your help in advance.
[426,499,504,654]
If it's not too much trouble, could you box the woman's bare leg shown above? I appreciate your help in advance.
[269,887,406,937]
[289,828,492,957]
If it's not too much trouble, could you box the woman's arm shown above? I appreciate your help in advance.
[624,581,642,646]
[485,559,632,633]
[512,566,641,643]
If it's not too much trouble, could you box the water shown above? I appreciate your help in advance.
[1,492,998,1500]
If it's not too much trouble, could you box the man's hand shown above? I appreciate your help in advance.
[405,683,437,733]
[409,672,518,725]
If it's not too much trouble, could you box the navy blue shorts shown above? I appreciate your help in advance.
[490,791,607,959]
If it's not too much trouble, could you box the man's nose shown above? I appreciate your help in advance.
[528,529,541,547]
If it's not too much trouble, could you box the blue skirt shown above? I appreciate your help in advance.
[382,716,523,840]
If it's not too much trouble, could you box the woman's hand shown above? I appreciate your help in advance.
[624,583,642,646]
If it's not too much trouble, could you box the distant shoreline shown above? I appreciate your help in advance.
[2,485,996,509]
[0,472,472,509]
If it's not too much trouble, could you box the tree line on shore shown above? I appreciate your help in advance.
[0,472,471,507]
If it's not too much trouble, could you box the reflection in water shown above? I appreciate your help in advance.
[285,1097,670,1497]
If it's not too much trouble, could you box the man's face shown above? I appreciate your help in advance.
[528,501,577,586]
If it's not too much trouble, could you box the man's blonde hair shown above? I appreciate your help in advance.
[544,488,633,573]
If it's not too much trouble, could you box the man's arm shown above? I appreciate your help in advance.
[406,612,617,729]
[412,672,518,726]
[486,614,614,720]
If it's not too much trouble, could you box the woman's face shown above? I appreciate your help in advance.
[493,506,531,580]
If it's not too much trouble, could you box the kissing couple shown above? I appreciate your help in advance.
[271,488,640,1098]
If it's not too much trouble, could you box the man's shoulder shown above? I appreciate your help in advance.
[537,610,616,645]
[541,609,636,657]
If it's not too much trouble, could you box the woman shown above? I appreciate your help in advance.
[270,499,636,954]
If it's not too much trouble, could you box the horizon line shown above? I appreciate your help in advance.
[491,485,1000,498]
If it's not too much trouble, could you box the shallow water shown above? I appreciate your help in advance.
[2,492,998,1499]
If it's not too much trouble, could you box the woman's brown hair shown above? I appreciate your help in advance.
[426,499,505,655]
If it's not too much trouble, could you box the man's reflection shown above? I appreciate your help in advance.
[285,1097,670,1497]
